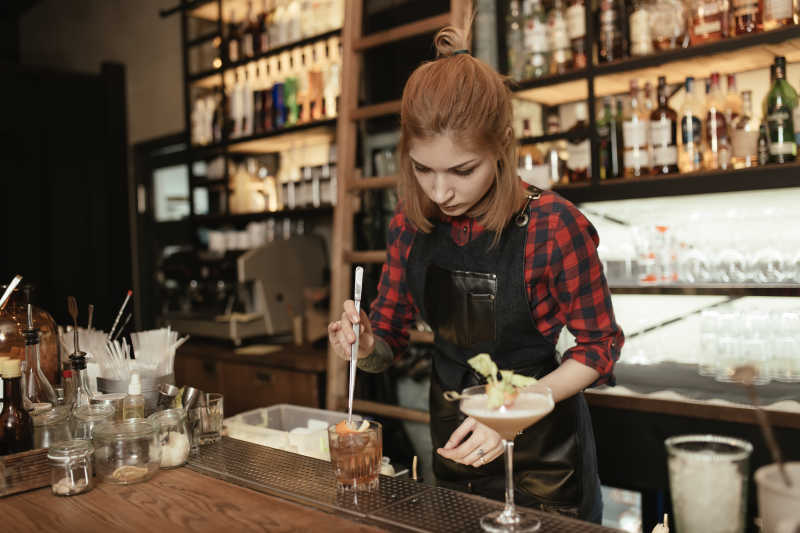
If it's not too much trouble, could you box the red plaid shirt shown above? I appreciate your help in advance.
[368,189,623,386]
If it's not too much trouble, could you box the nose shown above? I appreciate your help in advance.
[431,174,454,205]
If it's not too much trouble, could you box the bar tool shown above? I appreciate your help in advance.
[0,274,22,311]
[157,383,180,411]
[87,304,94,330]
[182,386,204,411]
[347,266,363,426]
[108,289,132,340]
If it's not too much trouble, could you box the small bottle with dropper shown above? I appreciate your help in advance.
[122,372,145,419]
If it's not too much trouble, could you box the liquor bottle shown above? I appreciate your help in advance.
[763,0,795,30]
[629,0,654,56]
[228,9,240,63]
[724,73,743,128]
[732,90,760,168]
[507,0,526,80]
[766,56,798,163]
[623,79,650,177]
[705,72,731,170]
[22,304,56,409]
[650,76,679,174]
[257,0,270,53]
[549,0,573,74]
[758,122,770,164]
[70,354,93,410]
[679,76,705,172]
[241,0,255,58]
[0,360,34,455]
[733,0,763,33]
[523,0,550,79]
[598,97,624,179]
[273,0,288,48]
[567,0,587,69]
[650,0,688,50]
[689,0,728,45]
[286,0,301,42]
[566,102,591,182]
[597,0,626,63]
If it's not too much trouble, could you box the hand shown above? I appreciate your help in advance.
[327,299,375,362]
[436,417,504,468]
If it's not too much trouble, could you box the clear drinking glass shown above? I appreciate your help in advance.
[327,420,382,492]
[458,383,555,532]
[665,435,753,533]
[189,392,223,447]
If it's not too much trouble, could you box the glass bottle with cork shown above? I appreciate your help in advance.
[0,359,34,455]
[650,76,679,175]
[766,56,798,164]
[732,90,761,168]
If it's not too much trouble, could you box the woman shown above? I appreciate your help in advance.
[328,24,623,524]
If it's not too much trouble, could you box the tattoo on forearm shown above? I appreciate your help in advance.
[357,340,393,373]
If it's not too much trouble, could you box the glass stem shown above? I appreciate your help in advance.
[503,439,516,516]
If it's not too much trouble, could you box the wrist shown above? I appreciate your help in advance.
[357,336,393,373]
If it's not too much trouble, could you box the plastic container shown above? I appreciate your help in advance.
[92,418,160,484]
[71,404,115,440]
[148,408,191,468]
[33,406,72,449]
[224,404,360,461]
[48,439,94,496]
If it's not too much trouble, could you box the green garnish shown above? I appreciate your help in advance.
[467,353,538,409]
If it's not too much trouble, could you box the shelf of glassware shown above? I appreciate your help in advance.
[513,26,800,106]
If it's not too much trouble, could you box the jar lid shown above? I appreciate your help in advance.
[33,405,70,426]
[73,404,115,421]
[94,418,157,440]
[148,408,187,425]
[48,439,94,461]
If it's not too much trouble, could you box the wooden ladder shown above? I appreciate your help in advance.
[327,1,473,417]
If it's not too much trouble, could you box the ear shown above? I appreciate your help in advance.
[503,126,514,147]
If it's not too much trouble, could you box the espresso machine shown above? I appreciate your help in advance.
[163,235,328,345]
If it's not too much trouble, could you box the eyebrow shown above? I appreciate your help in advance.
[409,157,479,170]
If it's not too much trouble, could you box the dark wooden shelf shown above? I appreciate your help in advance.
[553,161,800,203]
[610,284,800,296]
[512,69,589,92]
[193,206,333,225]
[519,128,589,145]
[189,118,337,157]
[187,31,219,47]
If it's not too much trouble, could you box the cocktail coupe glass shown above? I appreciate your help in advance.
[458,382,555,532]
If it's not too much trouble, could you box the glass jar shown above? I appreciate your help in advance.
[48,439,94,496]
[33,406,72,449]
[71,404,115,440]
[92,418,161,484]
[148,408,191,468]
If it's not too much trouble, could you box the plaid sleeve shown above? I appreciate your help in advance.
[546,199,623,386]
[368,207,418,357]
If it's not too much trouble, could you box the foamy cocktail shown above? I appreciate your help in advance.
[461,390,554,441]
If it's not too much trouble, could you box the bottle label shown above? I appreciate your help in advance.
[567,139,590,170]
[653,146,678,166]
[732,129,759,158]
[623,119,648,148]
[525,18,550,52]
[768,106,797,155]
[624,148,650,169]
[629,9,653,55]
[649,119,674,148]
[550,16,570,49]
[732,0,760,16]
[566,4,587,39]
[765,0,793,20]
[681,115,702,145]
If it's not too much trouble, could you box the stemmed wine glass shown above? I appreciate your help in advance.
[458,382,555,532]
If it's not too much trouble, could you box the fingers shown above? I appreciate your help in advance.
[327,301,374,361]
[436,420,503,467]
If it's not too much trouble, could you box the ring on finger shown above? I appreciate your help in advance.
[475,448,486,457]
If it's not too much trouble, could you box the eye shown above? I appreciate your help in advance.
[413,164,430,174]
[453,166,477,176]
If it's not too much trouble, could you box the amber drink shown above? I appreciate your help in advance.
[328,421,382,492]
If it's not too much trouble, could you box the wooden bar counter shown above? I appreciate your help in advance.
[4,467,388,533]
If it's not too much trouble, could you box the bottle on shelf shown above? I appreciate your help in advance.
[0,359,34,456]
[241,0,256,59]
[597,0,627,63]
[273,0,288,48]
[689,0,728,45]
[566,102,591,182]
[523,0,550,79]
[598,96,624,179]
[766,56,798,163]
[323,36,341,118]
[548,0,573,74]
[732,0,763,34]
[566,0,587,69]
[732,90,761,168]
[629,0,654,57]
[757,122,770,164]
[623,79,651,177]
[271,55,286,128]
[650,0,688,50]
[507,0,526,80]
[228,9,240,63]
[286,0,301,43]
[763,0,795,30]
[705,72,732,170]
[724,73,743,128]
[257,0,270,54]
[650,76,679,175]
[679,76,705,173]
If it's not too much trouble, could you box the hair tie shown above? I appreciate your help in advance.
[453,49,470,55]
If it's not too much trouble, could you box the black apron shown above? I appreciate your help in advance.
[405,195,603,523]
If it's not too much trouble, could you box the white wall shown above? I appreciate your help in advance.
[19,0,184,144]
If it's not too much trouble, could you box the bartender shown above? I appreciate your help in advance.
[328,24,624,524]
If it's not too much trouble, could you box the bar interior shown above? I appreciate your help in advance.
[2,1,799,532]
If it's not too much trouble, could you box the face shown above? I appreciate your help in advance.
[408,131,496,218]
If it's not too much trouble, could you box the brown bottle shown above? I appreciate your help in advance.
[0,359,34,455]
[650,76,679,174]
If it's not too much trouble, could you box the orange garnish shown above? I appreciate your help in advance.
[335,420,358,435]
